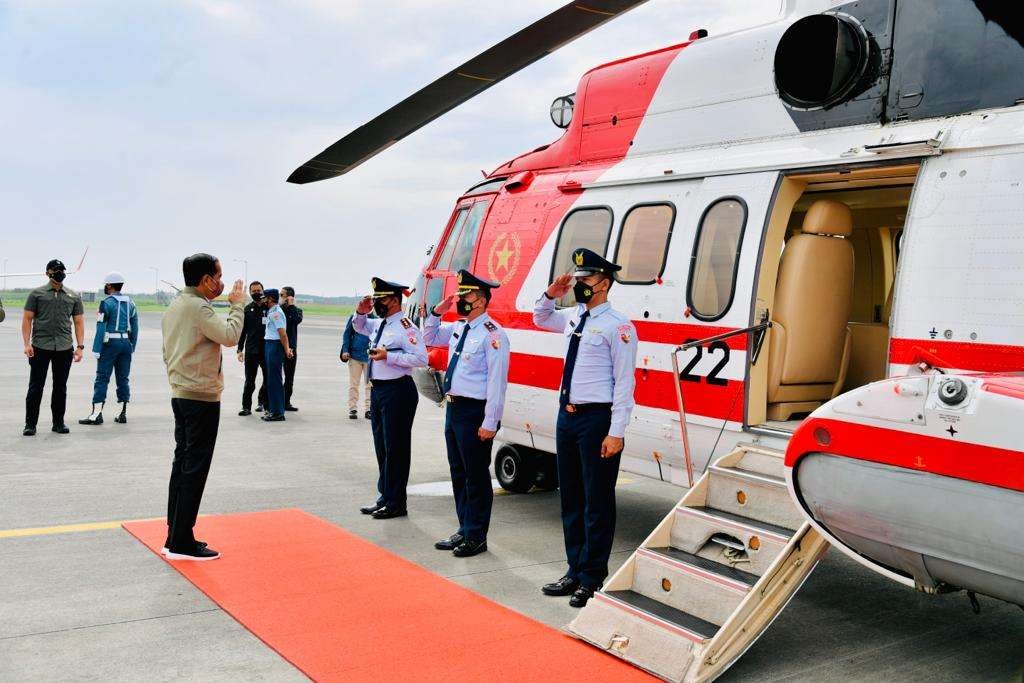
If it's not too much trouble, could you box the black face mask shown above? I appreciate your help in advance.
[573,280,595,304]
[456,297,475,316]
[251,293,263,303]
[50,270,67,283]
[373,300,390,317]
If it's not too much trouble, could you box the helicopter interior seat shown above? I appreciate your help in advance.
[844,285,895,391]
[767,199,855,421]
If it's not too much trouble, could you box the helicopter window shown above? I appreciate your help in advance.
[687,197,747,321]
[435,207,470,270]
[551,206,613,307]
[450,201,490,272]
[614,203,676,285]
[463,177,507,196]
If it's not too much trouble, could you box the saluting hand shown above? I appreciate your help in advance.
[356,295,373,315]
[227,279,246,305]
[600,436,624,458]
[546,272,573,299]
[433,294,456,316]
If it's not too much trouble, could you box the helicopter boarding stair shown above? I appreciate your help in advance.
[568,325,829,681]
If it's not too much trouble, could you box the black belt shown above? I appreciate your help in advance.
[563,402,612,414]
[370,376,413,386]
[446,394,485,405]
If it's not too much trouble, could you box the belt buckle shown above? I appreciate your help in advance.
[565,404,577,414]
[445,394,453,404]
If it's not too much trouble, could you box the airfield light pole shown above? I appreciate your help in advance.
[148,266,159,295]
[234,258,248,285]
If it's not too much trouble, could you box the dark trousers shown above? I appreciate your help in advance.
[241,349,267,410]
[167,398,220,550]
[92,339,132,404]
[555,405,621,590]
[369,376,418,509]
[25,346,74,428]
[264,340,285,416]
[444,400,495,542]
[283,350,297,405]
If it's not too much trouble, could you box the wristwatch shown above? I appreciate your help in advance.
[76,344,85,350]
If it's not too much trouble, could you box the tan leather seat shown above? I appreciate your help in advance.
[767,199,855,420]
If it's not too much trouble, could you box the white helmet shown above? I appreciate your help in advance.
[104,271,126,285]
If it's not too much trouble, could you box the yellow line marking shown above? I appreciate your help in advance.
[456,71,495,82]
[0,519,128,539]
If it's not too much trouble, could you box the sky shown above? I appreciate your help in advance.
[0,0,780,297]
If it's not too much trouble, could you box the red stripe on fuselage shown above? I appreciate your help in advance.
[786,417,1024,492]
[889,338,1024,373]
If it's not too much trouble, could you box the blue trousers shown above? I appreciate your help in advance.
[92,338,133,404]
[369,376,418,509]
[555,405,620,590]
[444,399,495,542]
[264,340,285,416]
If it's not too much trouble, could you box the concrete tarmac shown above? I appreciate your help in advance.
[1,311,1021,680]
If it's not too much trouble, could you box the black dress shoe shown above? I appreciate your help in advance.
[541,576,579,596]
[569,586,595,608]
[453,539,487,557]
[166,543,220,561]
[359,502,384,515]
[349,410,358,420]
[371,506,408,520]
[364,410,371,419]
[261,413,286,422]
[255,404,264,412]
[239,409,251,416]
[52,424,70,434]
[23,426,36,437]
[434,533,464,550]
[285,404,298,412]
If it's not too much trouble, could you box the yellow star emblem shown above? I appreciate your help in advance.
[495,240,513,271]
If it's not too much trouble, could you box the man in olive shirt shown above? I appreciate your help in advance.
[161,253,245,561]
[22,259,85,436]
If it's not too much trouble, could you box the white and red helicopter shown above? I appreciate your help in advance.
[292,0,1022,678]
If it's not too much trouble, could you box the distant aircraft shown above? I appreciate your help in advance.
[2,247,90,281]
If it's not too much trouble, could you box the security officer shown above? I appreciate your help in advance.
[261,289,293,422]
[236,281,268,416]
[352,277,427,519]
[534,247,638,608]
[80,272,139,425]
[280,286,303,411]
[423,270,509,558]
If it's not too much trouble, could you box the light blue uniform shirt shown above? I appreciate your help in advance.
[353,311,428,380]
[533,294,638,438]
[92,294,139,355]
[423,312,510,432]
[264,304,287,341]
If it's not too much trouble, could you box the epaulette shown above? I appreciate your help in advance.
[400,317,412,329]
[483,321,497,332]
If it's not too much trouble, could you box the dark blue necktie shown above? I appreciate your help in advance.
[560,310,590,407]
[367,319,386,380]
[443,323,471,394]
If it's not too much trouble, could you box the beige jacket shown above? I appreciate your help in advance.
[162,287,244,402]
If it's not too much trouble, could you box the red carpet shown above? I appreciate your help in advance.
[123,509,652,681]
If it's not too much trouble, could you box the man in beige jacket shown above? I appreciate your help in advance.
[161,253,245,561]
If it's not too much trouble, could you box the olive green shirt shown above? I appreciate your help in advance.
[25,282,84,351]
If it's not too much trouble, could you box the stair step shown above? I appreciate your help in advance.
[599,590,720,642]
[633,547,750,625]
[671,506,794,576]
[707,464,805,530]
[731,444,787,479]
[645,546,759,587]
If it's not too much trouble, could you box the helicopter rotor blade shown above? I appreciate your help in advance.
[287,0,650,184]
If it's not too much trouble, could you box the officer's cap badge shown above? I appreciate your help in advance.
[574,250,585,266]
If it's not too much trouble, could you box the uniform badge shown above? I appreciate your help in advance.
[490,336,500,350]
[400,317,412,329]
[618,323,633,344]
[483,321,497,332]
[574,250,585,266]
[408,334,418,345]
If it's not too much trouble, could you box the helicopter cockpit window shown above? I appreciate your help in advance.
[614,203,676,285]
[450,201,490,272]
[463,177,507,196]
[687,198,747,321]
[435,207,470,270]
[551,206,613,307]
